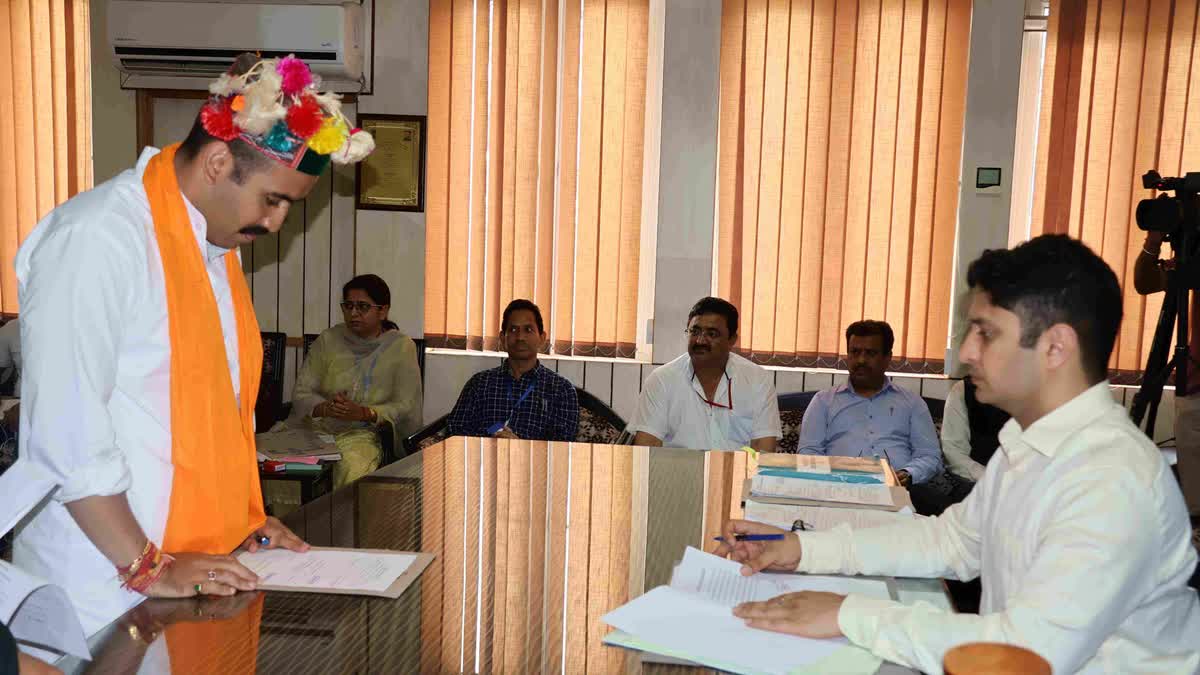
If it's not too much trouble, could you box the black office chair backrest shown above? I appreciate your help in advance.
[411,337,426,381]
[575,387,626,444]
[922,395,946,428]
[255,332,287,432]
[302,333,319,361]
[776,391,818,453]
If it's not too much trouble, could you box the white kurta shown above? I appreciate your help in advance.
[629,353,781,450]
[13,148,242,635]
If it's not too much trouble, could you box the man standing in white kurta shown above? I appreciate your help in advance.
[10,55,375,634]
[716,235,1200,674]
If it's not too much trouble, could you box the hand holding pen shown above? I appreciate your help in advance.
[711,519,803,576]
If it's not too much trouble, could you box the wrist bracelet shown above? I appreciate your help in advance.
[1142,245,1161,257]
[119,540,173,594]
[117,539,153,581]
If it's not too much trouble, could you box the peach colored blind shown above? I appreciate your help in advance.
[425,0,648,358]
[716,0,971,372]
[1032,0,1200,378]
[0,0,93,313]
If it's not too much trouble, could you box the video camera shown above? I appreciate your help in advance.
[1135,170,1200,237]
[1131,169,1200,437]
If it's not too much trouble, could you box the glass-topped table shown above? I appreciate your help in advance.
[59,438,950,674]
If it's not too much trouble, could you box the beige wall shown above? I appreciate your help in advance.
[89,0,136,184]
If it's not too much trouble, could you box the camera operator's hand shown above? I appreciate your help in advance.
[1135,231,1170,295]
[1143,230,1165,255]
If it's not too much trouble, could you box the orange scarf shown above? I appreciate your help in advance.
[143,143,266,554]
[167,593,265,673]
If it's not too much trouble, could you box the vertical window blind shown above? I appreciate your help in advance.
[0,0,93,313]
[425,0,650,358]
[715,0,971,371]
[1032,0,1200,379]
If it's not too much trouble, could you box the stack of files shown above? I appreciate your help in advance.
[756,454,888,484]
[747,473,910,512]
[744,500,916,532]
[256,429,342,464]
[602,547,891,675]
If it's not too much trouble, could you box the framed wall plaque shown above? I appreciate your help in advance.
[355,114,426,212]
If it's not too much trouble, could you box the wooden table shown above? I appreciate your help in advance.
[59,438,950,674]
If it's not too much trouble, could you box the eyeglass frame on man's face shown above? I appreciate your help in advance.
[684,326,726,341]
[340,301,384,315]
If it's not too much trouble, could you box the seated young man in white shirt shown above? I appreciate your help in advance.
[629,297,781,451]
[715,234,1200,674]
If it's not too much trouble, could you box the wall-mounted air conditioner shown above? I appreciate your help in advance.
[108,0,372,93]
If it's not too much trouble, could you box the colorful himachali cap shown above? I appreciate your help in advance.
[200,55,375,176]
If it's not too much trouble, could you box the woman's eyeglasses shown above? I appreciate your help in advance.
[340,301,383,314]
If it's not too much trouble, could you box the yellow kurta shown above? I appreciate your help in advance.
[284,324,423,487]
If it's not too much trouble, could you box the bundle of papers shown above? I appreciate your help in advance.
[255,429,341,462]
[0,461,91,661]
[744,500,915,532]
[1,561,91,661]
[756,454,887,484]
[749,474,898,509]
[602,547,890,675]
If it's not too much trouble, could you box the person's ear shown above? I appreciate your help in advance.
[1041,323,1078,372]
[201,142,235,186]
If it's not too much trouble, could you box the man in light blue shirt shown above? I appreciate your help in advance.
[797,320,943,485]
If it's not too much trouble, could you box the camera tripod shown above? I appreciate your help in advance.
[1130,224,1196,438]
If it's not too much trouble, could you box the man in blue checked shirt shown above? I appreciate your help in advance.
[797,320,943,488]
[447,299,579,441]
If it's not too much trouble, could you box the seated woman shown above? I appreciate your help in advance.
[284,274,423,488]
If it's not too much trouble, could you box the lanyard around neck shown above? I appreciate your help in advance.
[693,370,733,411]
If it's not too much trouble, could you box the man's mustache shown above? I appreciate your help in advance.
[240,225,270,236]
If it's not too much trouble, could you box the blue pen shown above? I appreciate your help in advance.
[712,534,786,542]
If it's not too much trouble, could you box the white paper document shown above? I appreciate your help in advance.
[236,548,418,594]
[744,501,914,532]
[602,547,890,675]
[751,475,895,507]
[0,561,90,660]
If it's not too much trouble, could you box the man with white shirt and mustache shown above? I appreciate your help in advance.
[629,297,781,452]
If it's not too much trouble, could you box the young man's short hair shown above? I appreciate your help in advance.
[967,234,1122,384]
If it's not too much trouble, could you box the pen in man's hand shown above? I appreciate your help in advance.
[712,534,786,542]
